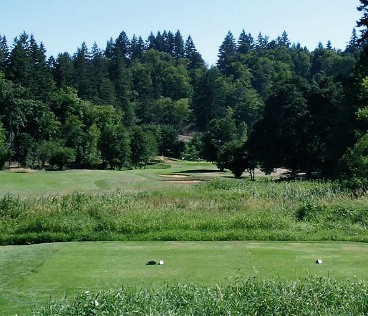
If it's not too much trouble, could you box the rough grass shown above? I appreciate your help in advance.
[0,177,367,244]
[32,277,368,316]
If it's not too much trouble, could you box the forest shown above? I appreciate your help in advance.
[1,2,368,189]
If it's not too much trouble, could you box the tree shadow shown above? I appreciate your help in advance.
[175,169,223,174]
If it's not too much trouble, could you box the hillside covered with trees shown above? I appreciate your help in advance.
[1,1,368,188]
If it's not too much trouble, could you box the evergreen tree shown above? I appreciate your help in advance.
[109,37,134,125]
[130,35,145,60]
[256,33,269,52]
[277,31,291,48]
[130,60,154,124]
[357,0,368,45]
[345,29,360,57]
[184,36,205,69]
[53,52,74,88]
[174,30,185,60]
[114,31,130,63]
[104,38,114,58]
[163,31,175,55]
[217,31,237,74]
[237,30,254,54]
[146,32,156,50]
[73,42,93,99]
[91,42,115,105]
[192,67,228,130]
[28,37,54,100]
[0,121,9,169]
[6,32,31,86]
[154,31,165,52]
[248,78,309,176]
[0,35,9,73]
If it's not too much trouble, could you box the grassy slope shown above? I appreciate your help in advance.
[1,241,368,315]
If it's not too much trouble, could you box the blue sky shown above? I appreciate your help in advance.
[0,0,362,65]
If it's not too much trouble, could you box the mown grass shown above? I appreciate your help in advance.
[0,160,219,196]
[2,241,368,315]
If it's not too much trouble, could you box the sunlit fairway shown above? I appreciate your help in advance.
[0,160,222,196]
[1,241,367,315]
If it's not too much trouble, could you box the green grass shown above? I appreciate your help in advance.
[33,278,368,315]
[1,161,368,314]
[0,161,221,196]
[1,241,368,315]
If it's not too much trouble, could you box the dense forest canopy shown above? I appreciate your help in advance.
[1,1,368,188]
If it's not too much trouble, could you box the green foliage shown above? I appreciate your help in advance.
[130,126,157,168]
[99,123,130,169]
[217,140,247,178]
[0,29,362,180]
[0,121,8,169]
[33,277,368,315]
[340,132,368,189]
[201,115,237,165]
[1,172,367,245]
[48,145,76,170]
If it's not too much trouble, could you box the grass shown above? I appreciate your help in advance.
[1,161,368,314]
[1,176,367,244]
[1,241,368,315]
[33,278,368,315]
[0,160,220,196]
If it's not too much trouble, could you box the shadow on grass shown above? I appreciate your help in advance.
[175,169,223,174]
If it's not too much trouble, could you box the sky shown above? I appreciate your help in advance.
[0,0,363,65]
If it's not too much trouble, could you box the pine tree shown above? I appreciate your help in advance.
[28,37,54,100]
[155,31,165,52]
[277,31,291,48]
[53,52,74,88]
[6,32,31,86]
[91,42,115,105]
[164,31,175,56]
[104,38,114,58]
[174,30,185,60]
[0,35,9,73]
[357,0,368,45]
[256,33,269,52]
[237,30,254,54]
[184,36,204,69]
[73,42,93,99]
[114,31,130,63]
[130,35,145,60]
[217,31,237,74]
[146,32,156,50]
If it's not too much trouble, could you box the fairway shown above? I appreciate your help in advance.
[1,241,367,315]
[0,161,222,196]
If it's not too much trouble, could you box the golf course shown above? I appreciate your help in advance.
[1,160,368,315]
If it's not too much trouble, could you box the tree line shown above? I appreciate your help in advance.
[1,3,368,188]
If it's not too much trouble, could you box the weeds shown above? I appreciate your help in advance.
[32,277,368,315]
[0,178,367,244]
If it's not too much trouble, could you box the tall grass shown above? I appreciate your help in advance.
[1,178,367,244]
[32,277,368,315]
